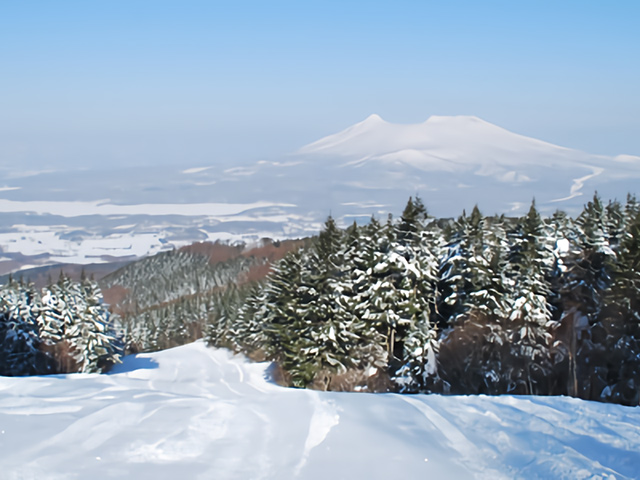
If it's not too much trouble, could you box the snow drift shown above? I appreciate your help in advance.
[0,341,638,479]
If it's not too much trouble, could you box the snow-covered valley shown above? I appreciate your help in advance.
[0,341,637,480]
[2,115,639,272]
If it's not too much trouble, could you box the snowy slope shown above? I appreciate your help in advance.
[0,341,638,480]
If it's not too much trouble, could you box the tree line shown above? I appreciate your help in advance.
[207,194,640,406]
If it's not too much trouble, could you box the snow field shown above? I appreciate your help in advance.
[0,341,638,479]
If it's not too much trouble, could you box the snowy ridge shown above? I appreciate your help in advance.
[0,341,638,479]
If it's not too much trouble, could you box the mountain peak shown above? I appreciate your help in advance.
[362,113,385,124]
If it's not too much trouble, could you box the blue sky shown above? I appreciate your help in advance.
[1,1,638,169]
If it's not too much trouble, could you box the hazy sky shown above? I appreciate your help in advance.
[1,1,638,169]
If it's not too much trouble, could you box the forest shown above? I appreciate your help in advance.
[1,194,639,407]
[207,194,640,406]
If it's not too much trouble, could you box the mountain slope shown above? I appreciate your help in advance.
[0,341,637,479]
[298,114,636,178]
[299,114,569,164]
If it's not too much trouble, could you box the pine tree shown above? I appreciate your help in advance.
[228,283,268,356]
[393,200,442,392]
[436,209,512,394]
[597,207,640,405]
[396,196,428,245]
[67,279,121,373]
[504,201,557,395]
[438,206,487,329]
[558,193,618,399]
[37,278,73,371]
[37,276,120,373]
[255,248,313,384]
[0,280,52,375]
[546,209,581,396]
[334,217,390,388]
[290,217,358,389]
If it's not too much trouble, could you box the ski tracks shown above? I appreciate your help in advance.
[294,390,340,476]
[398,395,508,480]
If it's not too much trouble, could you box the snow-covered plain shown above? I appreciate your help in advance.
[0,341,637,480]
[2,115,640,269]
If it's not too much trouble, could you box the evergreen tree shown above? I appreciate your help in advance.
[334,217,390,387]
[66,279,121,373]
[228,283,269,356]
[558,194,618,399]
[0,280,52,375]
[394,203,442,392]
[504,201,557,395]
[37,278,73,371]
[545,209,580,396]
[437,209,512,394]
[255,249,312,384]
[289,217,359,389]
[597,208,640,405]
[396,196,428,245]
[438,205,487,328]
[36,276,120,373]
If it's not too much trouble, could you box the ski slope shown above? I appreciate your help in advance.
[0,341,638,479]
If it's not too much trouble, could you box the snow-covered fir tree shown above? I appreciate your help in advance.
[37,275,120,373]
[67,278,121,373]
[437,207,512,394]
[597,206,640,405]
[504,201,557,395]
[0,279,53,375]
[0,275,120,375]
[393,198,443,392]
[558,194,619,399]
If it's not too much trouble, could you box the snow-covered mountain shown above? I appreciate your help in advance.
[297,113,639,203]
[1,115,639,268]
[299,114,572,171]
[0,341,638,479]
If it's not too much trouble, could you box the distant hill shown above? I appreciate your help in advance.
[0,260,132,289]
[99,238,307,353]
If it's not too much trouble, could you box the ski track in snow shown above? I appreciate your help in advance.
[397,395,506,480]
[294,390,340,476]
[551,166,605,203]
[0,341,638,480]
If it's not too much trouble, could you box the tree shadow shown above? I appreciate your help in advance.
[264,361,289,387]
[107,355,159,374]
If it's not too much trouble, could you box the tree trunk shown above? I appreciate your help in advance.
[565,308,578,397]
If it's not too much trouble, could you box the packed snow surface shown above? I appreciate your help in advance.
[0,341,637,479]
